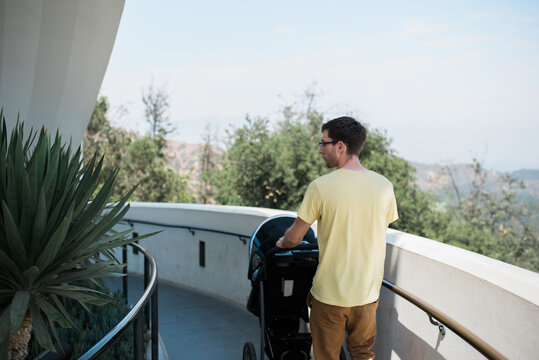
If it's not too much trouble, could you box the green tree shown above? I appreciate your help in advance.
[268,105,329,209]
[142,83,175,151]
[86,96,109,134]
[197,124,218,204]
[83,96,134,200]
[212,116,276,207]
[83,95,192,203]
[125,136,192,203]
[211,92,332,208]
[440,159,538,271]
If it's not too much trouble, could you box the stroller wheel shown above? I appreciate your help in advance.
[243,342,257,360]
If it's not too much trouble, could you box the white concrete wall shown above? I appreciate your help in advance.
[0,0,124,146]
[120,203,539,359]
[376,230,539,359]
[118,202,295,304]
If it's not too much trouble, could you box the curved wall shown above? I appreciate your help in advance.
[0,0,124,145]
[119,202,295,304]
[122,203,539,359]
[378,229,538,359]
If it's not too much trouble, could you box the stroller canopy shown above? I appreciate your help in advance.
[249,215,317,277]
[249,215,317,261]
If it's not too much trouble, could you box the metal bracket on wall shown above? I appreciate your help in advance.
[429,315,446,336]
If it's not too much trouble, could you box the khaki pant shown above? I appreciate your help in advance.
[307,293,378,360]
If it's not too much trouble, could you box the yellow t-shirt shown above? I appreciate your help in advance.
[297,169,398,307]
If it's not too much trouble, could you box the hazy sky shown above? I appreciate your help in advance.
[100,0,539,171]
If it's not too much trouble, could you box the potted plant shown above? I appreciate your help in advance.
[0,111,152,360]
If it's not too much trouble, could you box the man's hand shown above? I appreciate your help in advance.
[276,217,311,249]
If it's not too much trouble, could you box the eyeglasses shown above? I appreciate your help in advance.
[318,140,338,148]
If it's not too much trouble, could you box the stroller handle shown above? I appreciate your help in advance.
[265,242,319,257]
[258,243,319,281]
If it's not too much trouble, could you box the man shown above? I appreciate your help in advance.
[276,116,398,360]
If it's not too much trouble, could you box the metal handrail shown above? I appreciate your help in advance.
[382,279,507,360]
[123,217,508,360]
[122,218,250,243]
[78,242,158,360]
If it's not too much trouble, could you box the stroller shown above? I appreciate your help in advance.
[243,215,319,360]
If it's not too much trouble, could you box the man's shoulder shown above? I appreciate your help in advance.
[315,169,390,181]
[365,170,393,186]
[317,169,395,192]
[310,171,340,185]
[310,169,394,188]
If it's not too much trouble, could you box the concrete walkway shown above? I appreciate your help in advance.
[123,275,261,360]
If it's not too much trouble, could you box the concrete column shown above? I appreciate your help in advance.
[0,0,125,146]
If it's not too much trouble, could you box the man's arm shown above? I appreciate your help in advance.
[276,217,312,249]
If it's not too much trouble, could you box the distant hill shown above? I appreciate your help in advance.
[411,162,539,203]
[163,140,222,193]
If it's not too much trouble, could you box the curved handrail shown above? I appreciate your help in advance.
[78,243,158,360]
[123,217,508,360]
[382,279,507,360]
[121,218,250,243]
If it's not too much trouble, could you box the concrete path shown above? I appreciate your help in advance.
[122,275,261,360]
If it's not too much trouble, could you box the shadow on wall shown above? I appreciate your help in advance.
[374,242,447,360]
[376,292,447,360]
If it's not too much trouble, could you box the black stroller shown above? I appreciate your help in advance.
[243,215,319,360]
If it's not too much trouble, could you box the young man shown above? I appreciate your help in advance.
[276,116,398,360]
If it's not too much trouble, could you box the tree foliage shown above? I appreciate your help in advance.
[210,103,330,209]
[440,159,538,271]
[197,124,218,204]
[83,96,191,203]
[142,83,175,151]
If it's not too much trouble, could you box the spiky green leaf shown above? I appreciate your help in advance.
[0,248,22,285]
[30,302,55,352]
[50,295,78,331]
[35,297,71,329]
[1,202,27,268]
[22,266,39,289]
[29,188,47,263]
[35,204,74,271]
[0,305,10,343]
[9,291,29,333]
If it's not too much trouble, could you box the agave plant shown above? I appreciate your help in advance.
[0,112,151,360]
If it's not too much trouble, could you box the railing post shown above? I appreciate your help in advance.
[134,315,144,360]
[144,256,150,330]
[122,244,128,304]
[151,280,159,360]
[259,279,265,360]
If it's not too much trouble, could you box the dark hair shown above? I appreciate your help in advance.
[321,116,367,156]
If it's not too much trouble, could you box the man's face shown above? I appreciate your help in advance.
[319,130,339,168]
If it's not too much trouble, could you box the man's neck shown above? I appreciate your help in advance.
[338,155,367,171]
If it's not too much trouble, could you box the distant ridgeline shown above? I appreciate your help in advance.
[411,162,539,204]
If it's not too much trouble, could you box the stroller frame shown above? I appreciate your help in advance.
[244,215,319,360]
[251,244,319,360]
[244,215,347,360]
